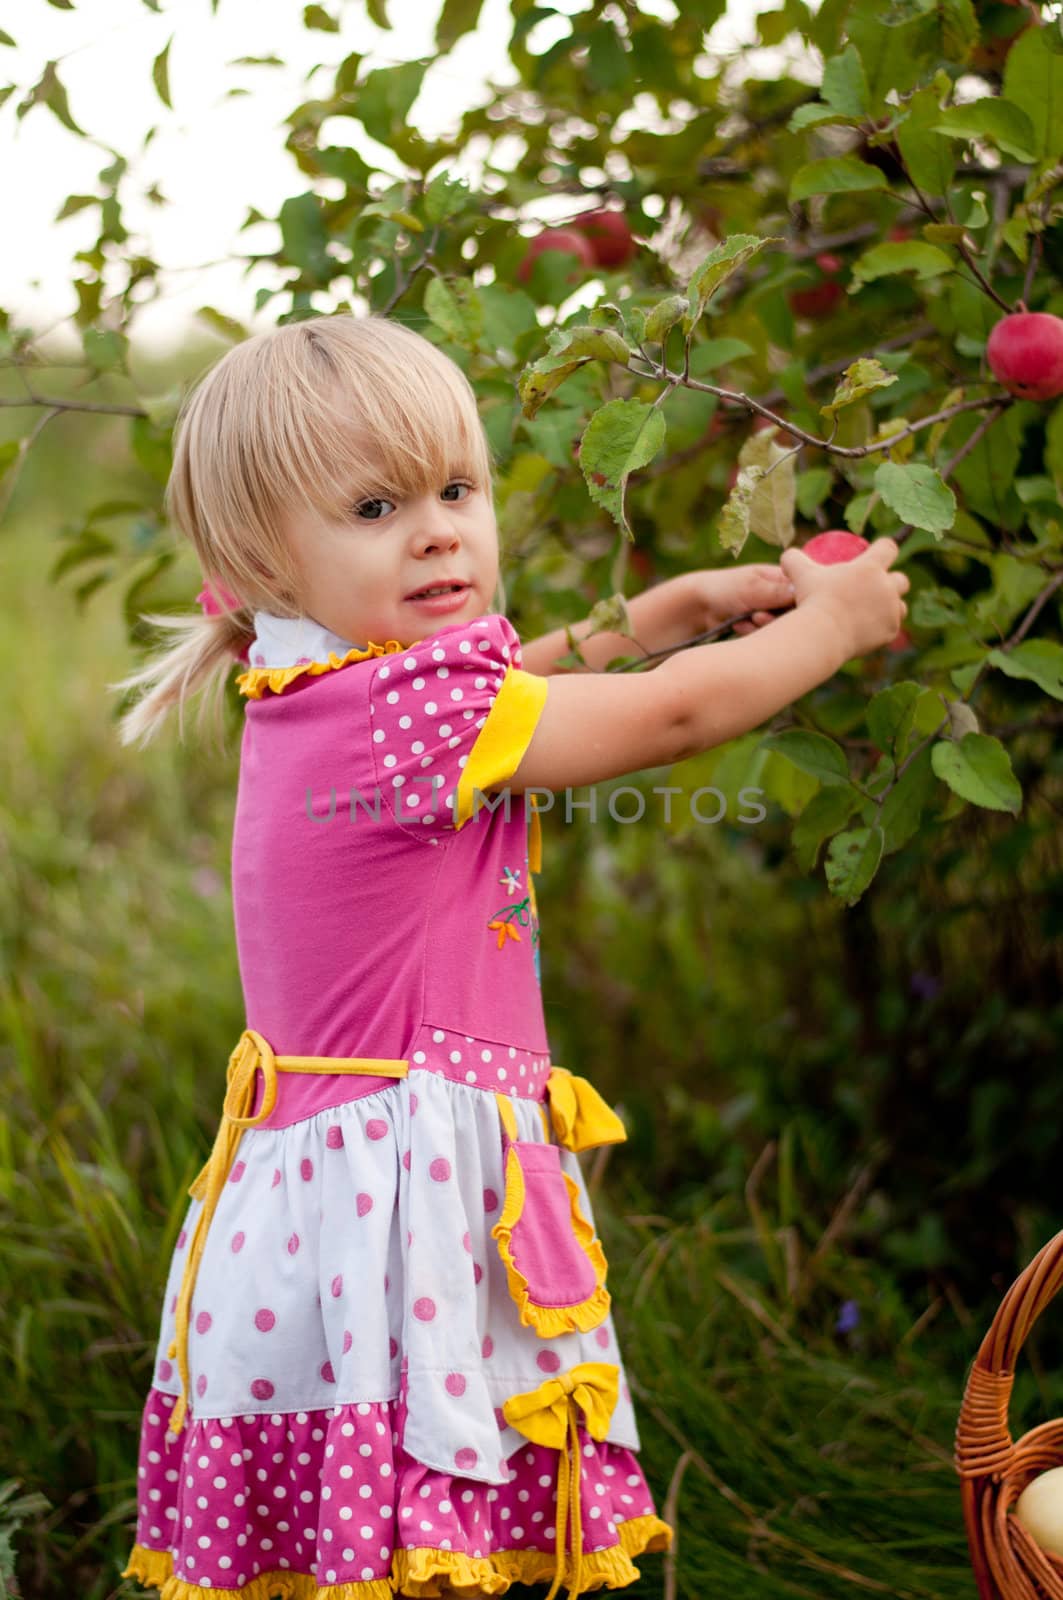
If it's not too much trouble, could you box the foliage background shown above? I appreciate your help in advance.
[1,0,1063,1595]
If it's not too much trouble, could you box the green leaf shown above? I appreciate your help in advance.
[849,241,954,291]
[682,234,783,335]
[196,306,249,343]
[55,194,97,221]
[911,585,966,627]
[845,491,875,536]
[878,744,936,854]
[353,59,430,145]
[821,43,868,116]
[717,464,763,558]
[1003,28,1063,163]
[895,84,957,195]
[735,428,796,548]
[423,275,483,348]
[304,4,340,29]
[795,467,831,518]
[435,0,484,50]
[757,729,850,786]
[932,99,1037,163]
[0,439,22,484]
[973,553,1043,633]
[986,641,1063,701]
[0,29,15,44]
[788,102,858,132]
[152,34,173,109]
[824,825,885,904]
[789,157,888,203]
[866,680,922,761]
[278,192,332,284]
[792,784,864,873]
[422,170,469,224]
[366,0,390,24]
[36,61,87,136]
[949,404,1024,531]
[518,325,630,419]
[821,358,899,419]
[579,398,667,540]
[690,337,756,370]
[931,733,1022,814]
[131,416,172,486]
[899,0,978,63]
[874,461,956,535]
[643,294,689,344]
[82,327,129,372]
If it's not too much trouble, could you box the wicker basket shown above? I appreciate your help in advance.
[955,1229,1063,1599]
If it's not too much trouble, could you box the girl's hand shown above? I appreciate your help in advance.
[692,563,798,637]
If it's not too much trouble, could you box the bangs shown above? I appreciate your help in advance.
[237,316,495,524]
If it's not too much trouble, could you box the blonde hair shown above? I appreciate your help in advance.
[110,313,499,751]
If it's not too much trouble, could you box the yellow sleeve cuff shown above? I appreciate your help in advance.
[455,665,548,831]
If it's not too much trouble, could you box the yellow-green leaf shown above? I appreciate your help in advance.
[821,357,899,419]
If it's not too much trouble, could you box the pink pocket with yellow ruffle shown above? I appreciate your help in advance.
[491,1092,610,1339]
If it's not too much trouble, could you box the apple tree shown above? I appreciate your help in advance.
[1,0,1062,915]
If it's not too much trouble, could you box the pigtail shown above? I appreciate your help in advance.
[108,604,255,754]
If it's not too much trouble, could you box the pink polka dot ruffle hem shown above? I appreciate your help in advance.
[122,1384,672,1597]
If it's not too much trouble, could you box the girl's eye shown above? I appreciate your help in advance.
[354,496,395,521]
[355,480,470,518]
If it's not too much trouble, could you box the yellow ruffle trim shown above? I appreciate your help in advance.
[235,640,412,700]
[121,1513,673,1598]
[491,1135,612,1339]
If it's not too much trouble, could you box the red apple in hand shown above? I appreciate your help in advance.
[986,311,1063,400]
[804,530,908,650]
[517,227,596,285]
[571,207,636,268]
[804,530,869,563]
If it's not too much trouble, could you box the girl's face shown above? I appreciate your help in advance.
[284,462,501,647]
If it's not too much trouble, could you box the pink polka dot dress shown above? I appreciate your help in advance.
[122,610,673,1599]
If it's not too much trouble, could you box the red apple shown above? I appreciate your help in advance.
[888,627,913,652]
[629,547,655,582]
[986,311,1063,400]
[887,224,913,242]
[788,252,845,318]
[517,227,596,285]
[804,530,869,563]
[570,207,636,268]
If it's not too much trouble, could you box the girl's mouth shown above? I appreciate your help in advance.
[404,582,471,613]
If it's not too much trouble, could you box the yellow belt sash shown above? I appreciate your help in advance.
[164,1028,408,1437]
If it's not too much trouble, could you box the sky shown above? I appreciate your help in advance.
[1,0,782,349]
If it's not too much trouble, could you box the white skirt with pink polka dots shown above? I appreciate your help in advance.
[123,1062,673,1596]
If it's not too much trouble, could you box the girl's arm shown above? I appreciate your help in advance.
[518,574,705,676]
[504,540,908,796]
[518,567,795,676]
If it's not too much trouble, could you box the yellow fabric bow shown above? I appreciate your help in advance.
[546,1068,628,1152]
[503,1361,620,1600]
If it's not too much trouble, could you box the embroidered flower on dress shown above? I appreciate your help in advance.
[499,864,523,893]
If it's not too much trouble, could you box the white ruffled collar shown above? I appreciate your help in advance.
[246,610,371,670]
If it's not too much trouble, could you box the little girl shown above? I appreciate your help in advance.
[116,312,908,1600]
